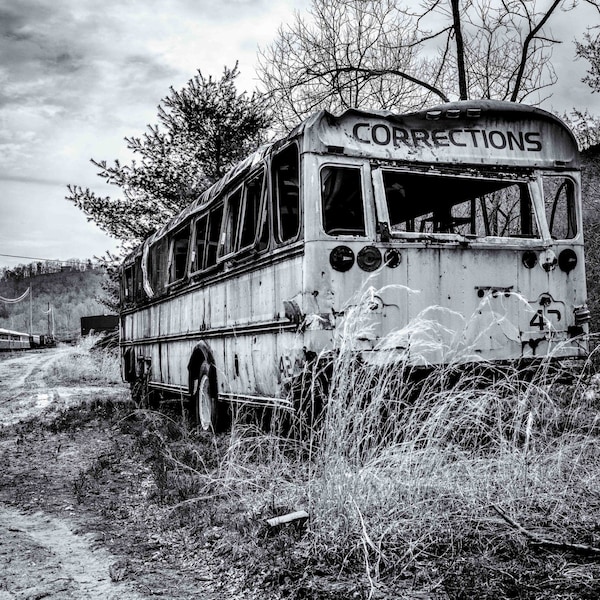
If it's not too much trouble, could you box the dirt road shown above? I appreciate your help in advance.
[0,346,113,426]
[0,347,275,600]
[0,347,146,599]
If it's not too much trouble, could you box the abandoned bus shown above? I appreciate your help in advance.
[119,100,589,430]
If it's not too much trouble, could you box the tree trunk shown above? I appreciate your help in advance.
[451,0,468,100]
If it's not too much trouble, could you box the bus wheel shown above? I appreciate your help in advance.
[193,362,218,432]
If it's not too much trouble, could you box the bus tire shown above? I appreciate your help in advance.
[192,361,226,433]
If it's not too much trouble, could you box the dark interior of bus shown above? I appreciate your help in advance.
[379,171,576,240]
[320,166,577,240]
[382,171,537,237]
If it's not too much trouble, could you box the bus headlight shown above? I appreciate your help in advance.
[357,246,382,272]
[558,249,578,273]
[330,246,354,272]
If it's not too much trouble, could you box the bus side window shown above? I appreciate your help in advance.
[134,258,145,303]
[272,144,300,243]
[169,225,190,283]
[239,170,265,251]
[321,166,366,236]
[205,204,224,268]
[543,177,577,239]
[148,237,169,296]
[220,188,243,258]
[123,266,134,304]
[257,190,270,252]
[193,214,208,272]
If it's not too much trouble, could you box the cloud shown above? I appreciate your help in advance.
[0,0,303,267]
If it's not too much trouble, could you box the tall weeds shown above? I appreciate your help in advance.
[219,286,600,594]
[47,335,122,385]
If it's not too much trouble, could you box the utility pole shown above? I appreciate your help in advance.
[29,285,33,334]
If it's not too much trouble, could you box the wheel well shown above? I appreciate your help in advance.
[187,342,217,397]
[122,347,136,383]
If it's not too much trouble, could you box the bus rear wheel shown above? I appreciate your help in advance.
[191,362,227,433]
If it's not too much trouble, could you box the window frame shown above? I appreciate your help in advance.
[146,236,170,297]
[319,162,367,238]
[166,223,192,287]
[189,202,225,278]
[237,168,267,255]
[218,184,245,262]
[540,173,579,241]
[271,142,302,246]
[372,166,543,243]
[122,265,135,304]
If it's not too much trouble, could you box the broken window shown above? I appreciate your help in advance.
[133,257,145,302]
[543,176,577,239]
[272,144,300,243]
[192,214,208,272]
[220,188,243,258]
[123,266,134,304]
[321,166,366,236]
[205,204,224,269]
[176,206,223,277]
[169,225,190,283]
[147,237,169,296]
[240,170,265,250]
[380,170,539,238]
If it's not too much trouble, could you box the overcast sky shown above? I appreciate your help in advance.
[0,0,598,269]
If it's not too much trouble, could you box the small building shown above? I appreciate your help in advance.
[80,315,119,336]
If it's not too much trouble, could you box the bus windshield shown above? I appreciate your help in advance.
[380,170,539,238]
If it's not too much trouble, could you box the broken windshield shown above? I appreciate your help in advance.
[380,170,539,238]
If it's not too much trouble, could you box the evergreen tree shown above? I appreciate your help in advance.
[67,64,270,249]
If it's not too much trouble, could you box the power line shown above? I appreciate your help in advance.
[0,253,99,265]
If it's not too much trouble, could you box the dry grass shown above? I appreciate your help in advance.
[46,336,122,385]
[47,297,600,598]
[211,287,600,598]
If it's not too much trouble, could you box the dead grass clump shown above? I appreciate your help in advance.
[45,396,129,433]
[52,288,595,597]
[120,407,232,517]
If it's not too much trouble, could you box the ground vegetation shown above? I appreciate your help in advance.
[3,317,599,598]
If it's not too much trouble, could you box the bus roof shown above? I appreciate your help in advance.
[297,100,580,169]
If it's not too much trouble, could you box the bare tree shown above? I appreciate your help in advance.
[258,0,445,131]
[258,0,581,131]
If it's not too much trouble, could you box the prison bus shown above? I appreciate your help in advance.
[119,100,590,431]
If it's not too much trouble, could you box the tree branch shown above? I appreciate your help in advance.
[305,65,450,102]
[510,0,562,101]
[493,505,600,557]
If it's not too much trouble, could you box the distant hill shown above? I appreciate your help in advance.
[0,264,113,340]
